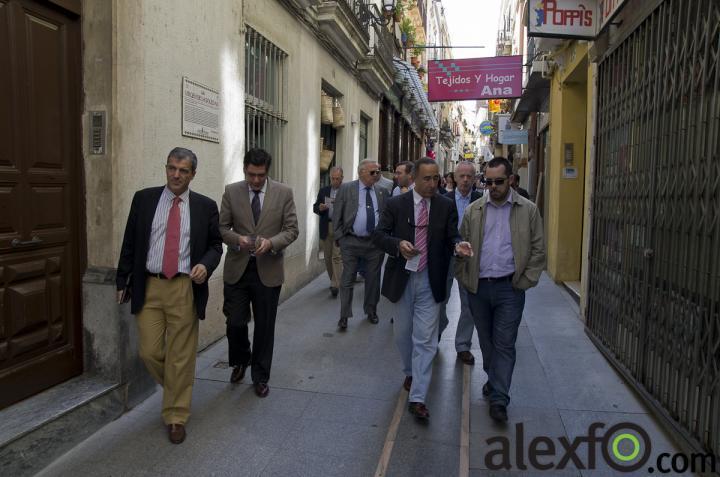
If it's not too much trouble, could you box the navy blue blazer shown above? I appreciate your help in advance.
[116,186,223,319]
[372,192,460,303]
[312,185,333,240]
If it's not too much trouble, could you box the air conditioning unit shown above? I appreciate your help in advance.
[532,56,555,79]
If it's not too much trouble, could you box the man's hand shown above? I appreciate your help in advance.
[190,264,208,284]
[116,290,124,304]
[238,235,255,251]
[254,237,273,256]
[318,203,329,212]
[455,241,474,258]
[399,240,419,260]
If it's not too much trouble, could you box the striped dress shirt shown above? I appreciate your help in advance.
[146,187,192,274]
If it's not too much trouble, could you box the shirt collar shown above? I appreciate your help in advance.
[456,189,472,200]
[163,186,190,203]
[359,180,374,191]
[251,180,268,195]
[412,189,429,206]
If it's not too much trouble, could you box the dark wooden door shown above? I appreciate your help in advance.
[0,0,83,409]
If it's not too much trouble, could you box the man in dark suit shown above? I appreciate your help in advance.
[116,147,223,444]
[438,161,483,365]
[220,148,298,399]
[372,158,473,420]
[313,166,344,298]
[332,159,389,329]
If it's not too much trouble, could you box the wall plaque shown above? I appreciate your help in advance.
[182,77,220,143]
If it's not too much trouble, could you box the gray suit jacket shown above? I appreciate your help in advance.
[219,179,299,287]
[332,180,389,240]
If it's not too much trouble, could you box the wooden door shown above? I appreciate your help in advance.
[0,0,83,409]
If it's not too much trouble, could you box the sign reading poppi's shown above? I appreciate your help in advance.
[428,56,522,102]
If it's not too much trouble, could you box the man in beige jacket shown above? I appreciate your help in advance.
[455,157,545,422]
[220,148,298,398]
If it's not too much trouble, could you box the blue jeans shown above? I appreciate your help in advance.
[466,279,525,406]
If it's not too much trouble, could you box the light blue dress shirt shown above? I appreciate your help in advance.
[352,181,379,237]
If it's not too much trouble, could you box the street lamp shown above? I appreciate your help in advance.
[368,0,396,26]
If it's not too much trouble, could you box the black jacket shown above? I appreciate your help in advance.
[372,192,460,303]
[116,187,223,319]
[312,185,333,240]
[445,189,483,211]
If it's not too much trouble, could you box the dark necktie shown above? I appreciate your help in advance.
[365,187,375,233]
[252,190,261,224]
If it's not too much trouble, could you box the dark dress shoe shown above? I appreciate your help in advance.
[367,313,379,324]
[403,376,412,392]
[489,404,508,422]
[482,382,491,397]
[457,351,475,365]
[408,402,430,420]
[230,364,248,383]
[330,287,339,298]
[167,423,186,444]
[338,316,348,330]
[254,382,270,398]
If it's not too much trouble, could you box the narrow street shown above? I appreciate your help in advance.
[37,273,682,477]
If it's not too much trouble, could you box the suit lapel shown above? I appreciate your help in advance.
[256,179,276,228]
[237,181,255,229]
[188,191,202,258]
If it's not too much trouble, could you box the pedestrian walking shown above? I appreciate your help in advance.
[332,159,389,329]
[392,161,415,196]
[220,148,299,398]
[313,166,344,298]
[455,157,545,422]
[437,161,482,365]
[116,147,223,444]
[373,157,473,420]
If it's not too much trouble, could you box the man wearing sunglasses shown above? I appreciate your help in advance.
[332,159,390,329]
[455,157,545,423]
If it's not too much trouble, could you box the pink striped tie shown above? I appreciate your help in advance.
[416,199,428,272]
[162,197,181,278]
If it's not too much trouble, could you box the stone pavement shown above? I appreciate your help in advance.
[36,273,686,477]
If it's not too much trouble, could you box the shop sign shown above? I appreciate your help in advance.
[497,114,528,145]
[528,0,627,39]
[488,99,502,113]
[479,120,495,135]
[428,56,522,102]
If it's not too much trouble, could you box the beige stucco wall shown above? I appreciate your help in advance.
[84,0,381,349]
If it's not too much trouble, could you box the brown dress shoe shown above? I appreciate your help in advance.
[167,423,186,444]
[408,402,430,420]
[254,382,269,398]
[230,364,248,383]
[403,376,412,392]
[338,316,348,330]
[457,351,475,365]
[367,312,379,324]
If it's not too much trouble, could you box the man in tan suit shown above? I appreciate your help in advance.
[220,148,298,398]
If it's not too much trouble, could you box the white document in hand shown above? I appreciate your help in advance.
[405,253,420,272]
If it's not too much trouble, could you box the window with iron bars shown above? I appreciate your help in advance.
[245,26,287,180]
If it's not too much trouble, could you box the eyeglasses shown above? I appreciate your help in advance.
[368,170,381,176]
[483,178,507,186]
[166,165,192,175]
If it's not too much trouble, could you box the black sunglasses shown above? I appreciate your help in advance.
[483,178,507,186]
[368,170,381,176]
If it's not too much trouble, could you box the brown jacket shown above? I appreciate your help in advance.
[454,191,545,293]
[219,179,298,287]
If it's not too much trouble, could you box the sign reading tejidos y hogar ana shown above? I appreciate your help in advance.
[428,56,522,102]
[528,0,627,39]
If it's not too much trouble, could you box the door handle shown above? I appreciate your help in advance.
[11,236,43,247]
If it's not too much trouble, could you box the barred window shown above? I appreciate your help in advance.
[245,26,287,179]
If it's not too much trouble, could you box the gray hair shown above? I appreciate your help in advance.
[357,158,378,174]
[168,147,198,171]
[329,166,344,176]
[455,161,476,172]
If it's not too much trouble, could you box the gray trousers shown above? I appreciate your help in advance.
[438,258,476,352]
[338,235,383,318]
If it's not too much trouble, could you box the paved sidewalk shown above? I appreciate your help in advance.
[37,273,684,477]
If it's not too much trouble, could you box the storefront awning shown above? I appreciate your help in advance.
[393,58,439,131]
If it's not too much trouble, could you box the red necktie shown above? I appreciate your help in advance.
[416,199,428,272]
[162,196,181,278]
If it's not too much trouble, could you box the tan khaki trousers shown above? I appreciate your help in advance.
[136,276,198,425]
[322,226,343,289]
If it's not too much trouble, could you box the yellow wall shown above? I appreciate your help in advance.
[546,42,589,282]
